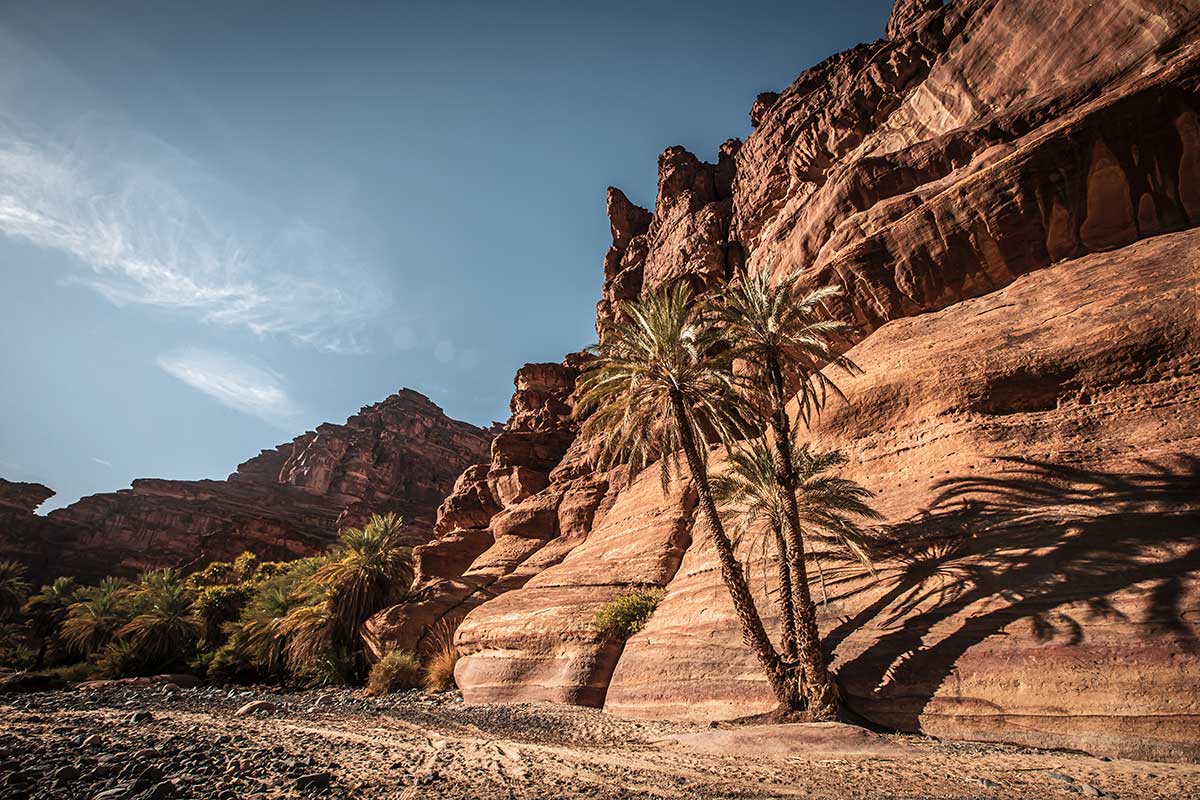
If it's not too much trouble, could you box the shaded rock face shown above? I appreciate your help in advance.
[0,390,492,582]
[399,0,1200,764]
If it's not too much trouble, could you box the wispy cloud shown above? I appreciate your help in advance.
[157,348,303,429]
[89,456,112,468]
[0,29,385,353]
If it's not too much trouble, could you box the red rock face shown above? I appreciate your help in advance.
[0,390,492,582]
[604,231,1200,761]
[0,479,54,516]
[432,0,1200,763]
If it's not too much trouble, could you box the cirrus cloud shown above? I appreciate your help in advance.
[157,348,303,429]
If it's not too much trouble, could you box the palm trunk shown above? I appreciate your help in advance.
[669,391,798,710]
[766,354,838,720]
[772,524,799,661]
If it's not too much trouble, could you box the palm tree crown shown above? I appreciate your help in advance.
[576,281,749,489]
[711,268,858,426]
[0,560,30,622]
[61,577,130,656]
[714,434,882,571]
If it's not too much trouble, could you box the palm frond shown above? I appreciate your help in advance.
[710,267,860,427]
[576,281,751,490]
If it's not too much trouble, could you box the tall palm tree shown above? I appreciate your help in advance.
[22,576,79,669]
[116,569,201,667]
[0,560,30,622]
[712,267,859,718]
[280,515,414,674]
[712,435,882,659]
[576,282,797,707]
[61,577,130,656]
[308,513,414,645]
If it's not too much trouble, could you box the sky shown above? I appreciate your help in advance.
[0,0,895,510]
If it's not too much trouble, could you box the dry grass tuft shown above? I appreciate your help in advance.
[365,650,422,696]
[421,621,460,693]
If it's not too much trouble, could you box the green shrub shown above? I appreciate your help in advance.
[591,587,665,640]
[193,583,253,645]
[365,650,422,696]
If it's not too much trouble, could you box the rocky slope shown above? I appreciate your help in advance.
[364,0,1200,763]
[0,390,492,582]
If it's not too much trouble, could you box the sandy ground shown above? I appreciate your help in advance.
[1,685,1198,799]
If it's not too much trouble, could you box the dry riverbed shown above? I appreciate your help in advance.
[1,684,1197,800]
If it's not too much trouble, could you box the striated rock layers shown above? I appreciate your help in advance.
[0,390,492,582]
[359,0,1200,764]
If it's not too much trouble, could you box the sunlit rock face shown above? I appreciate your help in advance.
[417,0,1200,763]
[0,389,493,582]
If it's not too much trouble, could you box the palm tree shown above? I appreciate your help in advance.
[711,267,859,718]
[61,578,129,656]
[712,435,882,658]
[115,569,202,668]
[575,282,797,707]
[0,560,30,622]
[227,578,295,674]
[22,576,79,669]
[310,514,413,640]
[283,515,413,673]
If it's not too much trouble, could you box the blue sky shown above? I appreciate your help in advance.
[0,0,894,509]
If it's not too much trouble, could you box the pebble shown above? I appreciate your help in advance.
[235,700,277,717]
[143,780,178,800]
[295,771,333,791]
[128,710,154,725]
[53,765,80,781]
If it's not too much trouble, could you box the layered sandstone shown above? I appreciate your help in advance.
[433,0,1200,763]
[361,359,616,661]
[1,390,491,582]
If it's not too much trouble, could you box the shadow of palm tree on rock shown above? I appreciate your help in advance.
[820,454,1200,732]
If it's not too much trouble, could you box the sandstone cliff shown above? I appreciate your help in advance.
[0,390,492,582]
[366,0,1200,763]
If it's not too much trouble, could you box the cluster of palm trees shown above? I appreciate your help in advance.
[576,267,879,720]
[0,513,415,686]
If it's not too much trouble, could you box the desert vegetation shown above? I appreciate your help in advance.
[592,586,666,640]
[0,513,455,695]
[577,270,880,719]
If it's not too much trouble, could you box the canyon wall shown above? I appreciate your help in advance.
[0,390,492,582]
[362,0,1200,763]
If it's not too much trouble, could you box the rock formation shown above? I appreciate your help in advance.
[0,390,492,582]
[362,0,1200,764]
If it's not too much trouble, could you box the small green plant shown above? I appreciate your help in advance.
[591,587,665,640]
[365,650,422,696]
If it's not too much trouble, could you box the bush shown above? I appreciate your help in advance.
[193,583,253,645]
[49,661,97,683]
[96,638,146,678]
[422,624,460,693]
[591,587,665,640]
[365,650,422,696]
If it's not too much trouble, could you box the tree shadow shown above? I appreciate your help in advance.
[820,454,1200,731]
